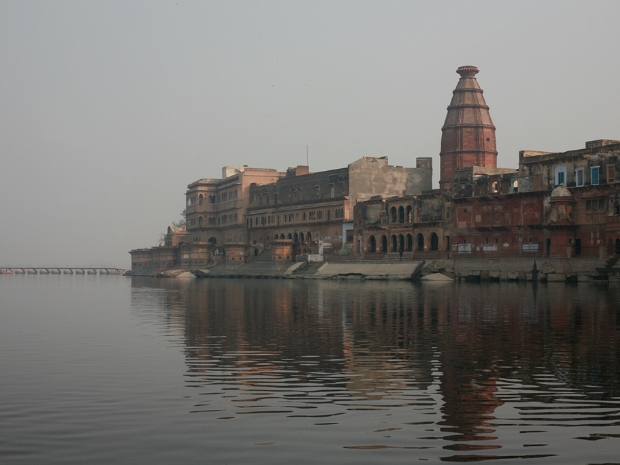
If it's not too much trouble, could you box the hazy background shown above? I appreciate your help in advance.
[1,0,619,268]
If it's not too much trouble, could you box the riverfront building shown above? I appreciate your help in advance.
[129,65,620,275]
[354,66,620,262]
[130,157,432,272]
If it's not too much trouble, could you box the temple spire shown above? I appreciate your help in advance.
[439,66,497,190]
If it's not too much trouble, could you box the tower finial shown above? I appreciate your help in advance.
[456,65,479,78]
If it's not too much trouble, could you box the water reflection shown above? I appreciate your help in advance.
[130,278,620,462]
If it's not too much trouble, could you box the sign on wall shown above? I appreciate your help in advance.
[457,244,472,253]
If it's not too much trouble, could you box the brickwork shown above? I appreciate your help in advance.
[440,66,497,190]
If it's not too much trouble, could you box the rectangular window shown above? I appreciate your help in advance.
[591,166,600,185]
[607,165,615,184]
[575,169,584,187]
[586,198,605,212]
[555,166,567,185]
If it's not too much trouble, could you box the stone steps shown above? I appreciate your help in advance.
[291,262,325,276]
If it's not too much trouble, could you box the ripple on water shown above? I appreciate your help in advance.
[2,278,620,464]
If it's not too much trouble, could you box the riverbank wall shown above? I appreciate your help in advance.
[125,256,616,282]
[449,257,606,282]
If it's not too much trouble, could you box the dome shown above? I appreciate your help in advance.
[550,185,573,199]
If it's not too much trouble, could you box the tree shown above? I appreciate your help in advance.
[172,209,186,228]
[158,210,186,244]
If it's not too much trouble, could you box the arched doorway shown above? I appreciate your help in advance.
[391,235,397,252]
[398,234,405,252]
[369,235,376,253]
[406,234,413,251]
[417,233,424,251]
[430,233,439,251]
[381,235,388,253]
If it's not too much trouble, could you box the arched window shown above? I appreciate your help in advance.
[198,217,203,227]
[398,234,405,252]
[199,194,203,205]
[300,232,305,242]
[280,234,285,240]
[293,232,298,242]
[265,194,269,205]
[406,206,413,223]
[417,233,424,251]
[369,235,377,253]
[381,235,388,253]
[287,233,292,239]
[390,207,397,223]
[398,206,405,223]
[430,233,439,251]
[406,234,413,251]
[391,235,398,252]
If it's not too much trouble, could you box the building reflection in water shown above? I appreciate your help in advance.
[130,277,620,459]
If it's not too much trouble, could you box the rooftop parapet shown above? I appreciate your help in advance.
[286,165,310,177]
[222,166,245,179]
[586,139,620,149]
[519,140,620,166]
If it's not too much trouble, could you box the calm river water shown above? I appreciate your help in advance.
[1,276,620,464]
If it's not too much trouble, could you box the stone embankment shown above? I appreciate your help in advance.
[193,260,424,281]
[126,256,616,282]
[451,257,609,282]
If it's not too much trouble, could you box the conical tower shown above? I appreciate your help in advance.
[439,66,497,190]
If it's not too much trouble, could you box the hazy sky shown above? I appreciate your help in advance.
[1,0,619,268]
